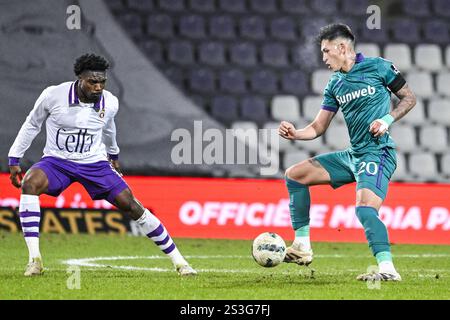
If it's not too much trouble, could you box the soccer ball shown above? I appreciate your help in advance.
[252,232,286,267]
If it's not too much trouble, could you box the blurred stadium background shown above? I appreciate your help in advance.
[1,0,449,266]
[1,0,450,181]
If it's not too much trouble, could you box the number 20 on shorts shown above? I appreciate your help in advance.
[357,161,379,176]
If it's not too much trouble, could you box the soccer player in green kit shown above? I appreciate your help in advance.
[278,24,416,281]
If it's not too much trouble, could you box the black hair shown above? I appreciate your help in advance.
[316,23,355,45]
[73,53,110,76]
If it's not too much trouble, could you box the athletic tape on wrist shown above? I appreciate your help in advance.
[380,114,394,127]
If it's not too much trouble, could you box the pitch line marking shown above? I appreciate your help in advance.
[61,255,450,275]
[63,256,251,273]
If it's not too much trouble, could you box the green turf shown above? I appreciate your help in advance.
[0,231,449,300]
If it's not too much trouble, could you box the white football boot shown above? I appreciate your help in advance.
[356,271,402,282]
[176,264,198,276]
[283,244,313,266]
[24,257,44,277]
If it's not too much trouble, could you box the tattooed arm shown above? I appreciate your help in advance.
[390,83,417,121]
[369,83,416,137]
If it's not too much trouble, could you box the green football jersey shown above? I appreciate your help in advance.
[321,53,400,153]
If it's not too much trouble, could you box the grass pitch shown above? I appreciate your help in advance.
[0,231,449,300]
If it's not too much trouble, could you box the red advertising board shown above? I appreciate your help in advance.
[1,173,449,244]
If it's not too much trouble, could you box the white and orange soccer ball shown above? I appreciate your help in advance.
[252,232,286,268]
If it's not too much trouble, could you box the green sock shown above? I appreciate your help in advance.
[295,225,310,237]
[376,251,392,263]
[294,225,311,250]
[355,206,391,256]
[285,177,310,230]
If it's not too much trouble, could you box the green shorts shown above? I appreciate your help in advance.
[314,147,397,200]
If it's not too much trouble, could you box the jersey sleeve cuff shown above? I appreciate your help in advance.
[108,153,119,161]
[8,157,20,166]
[321,105,338,112]
[387,73,406,93]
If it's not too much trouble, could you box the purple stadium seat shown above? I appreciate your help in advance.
[198,42,226,66]
[251,70,278,94]
[168,41,194,65]
[189,68,216,93]
[299,17,329,39]
[270,17,297,41]
[391,18,421,43]
[360,25,389,43]
[240,16,266,40]
[341,0,369,16]
[209,15,236,39]
[117,13,142,37]
[127,0,154,11]
[157,0,185,11]
[108,0,124,11]
[292,43,321,70]
[281,70,309,95]
[262,43,288,67]
[219,69,247,94]
[241,96,269,124]
[249,0,277,13]
[140,40,164,65]
[189,0,216,12]
[230,42,257,67]
[424,20,450,44]
[310,0,338,15]
[147,14,174,38]
[179,15,206,39]
[432,0,450,17]
[280,0,311,14]
[218,0,247,13]
[402,0,431,17]
[211,96,239,124]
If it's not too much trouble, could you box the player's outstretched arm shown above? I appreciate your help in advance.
[278,109,335,141]
[369,84,416,137]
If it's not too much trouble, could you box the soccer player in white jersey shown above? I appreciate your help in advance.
[8,53,197,276]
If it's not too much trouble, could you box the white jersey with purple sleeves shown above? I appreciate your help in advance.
[8,81,120,164]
